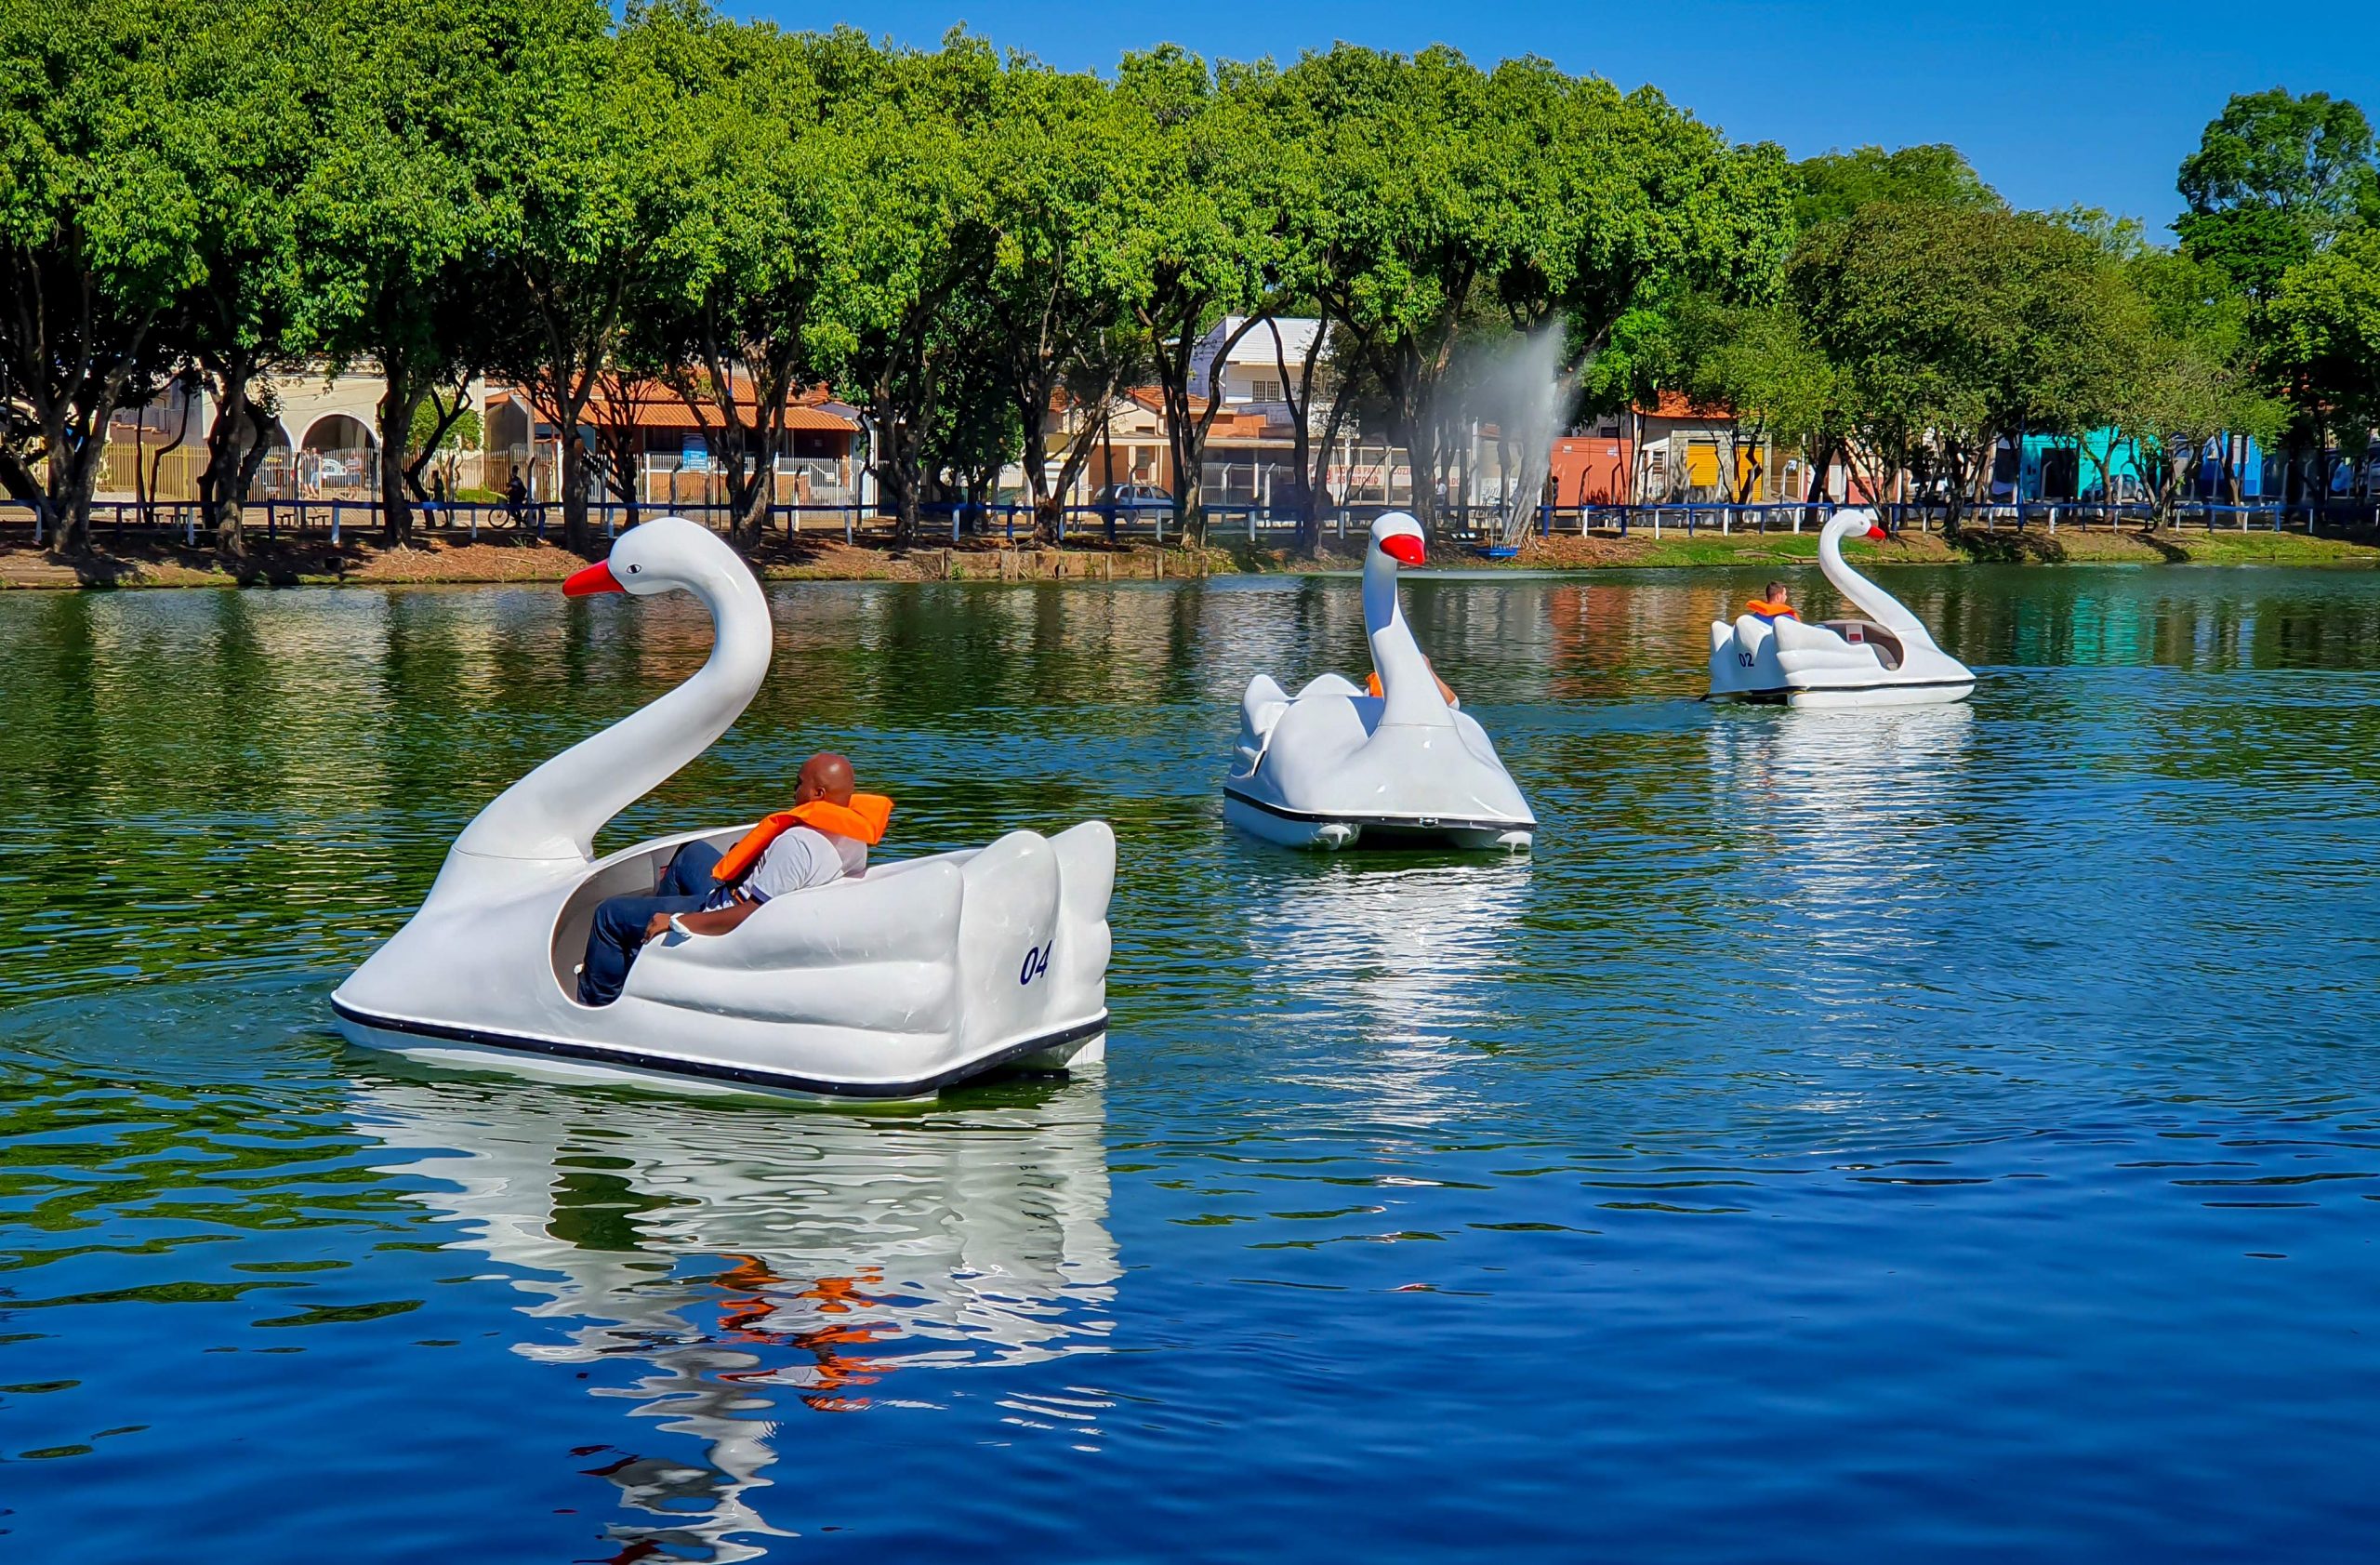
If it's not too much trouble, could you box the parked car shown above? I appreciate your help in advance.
[1092,483,1172,519]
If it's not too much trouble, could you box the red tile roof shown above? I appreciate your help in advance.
[494,379,854,433]
[1641,391,1733,419]
[598,398,854,432]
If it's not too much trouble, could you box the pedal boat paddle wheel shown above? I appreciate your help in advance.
[1706,508,1977,710]
[1223,511,1537,851]
[332,517,1115,1099]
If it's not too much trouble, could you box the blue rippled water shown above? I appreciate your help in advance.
[3,565,2378,1561]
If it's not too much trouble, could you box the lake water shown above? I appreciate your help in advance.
[4,565,2378,1561]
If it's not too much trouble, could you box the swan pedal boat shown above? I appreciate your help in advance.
[1707,509,1976,710]
[1224,511,1537,851]
[332,517,1115,1101]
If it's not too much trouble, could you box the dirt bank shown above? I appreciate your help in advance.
[4,520,2374,590]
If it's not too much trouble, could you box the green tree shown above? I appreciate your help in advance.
[486,0,692,553]
[2265,228,2380,504]
[917,298,1021,531]
[0,0,204,555]
[1792,203,2141,530]
[2175,88,2378,298]
[975,57,1144,544]
[1671,295,1845,504]
[406,395,482,499]
[1266,46,1787,536]
[1265,45,1532,534]
[1113,47,1271,543]
[813,33,1000,548]
[637,12,853,549]
[175,1,322,557]
[301,0,535,547]
[2107,248,2281,513]
[1791,144,2003,232]
[1577,305,1676,503]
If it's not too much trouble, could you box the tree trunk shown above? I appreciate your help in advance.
[1391,405,1428,532]
[1299,381,1357,558]
[559,434,592,554]
[589,423,642,535]
[1803,440,1834,524]
[231,400,273,550]
[39,402,103,557]
[1097,402,1116,537]
[1017,383,1062,547]
[49,446,99,558]
[964,467,991,536]
[731,461,769,550]
[377,361,429,548]
[1285,398,1314,558]
[200,357,261,559]
[1165,313,1270,548]
[870,391,926,550]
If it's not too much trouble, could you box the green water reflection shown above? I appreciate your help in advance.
[7,566,2380,1561]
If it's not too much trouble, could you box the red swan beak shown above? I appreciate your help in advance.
[1380,535,1426,566]
[563,562,623,596]
[1864,525,1888,542]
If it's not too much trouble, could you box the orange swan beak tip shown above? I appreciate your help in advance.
[563,561,623,597]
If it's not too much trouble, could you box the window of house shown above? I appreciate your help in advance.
[1252,378,1283,403]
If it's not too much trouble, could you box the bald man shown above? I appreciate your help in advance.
[575,752,872,1006]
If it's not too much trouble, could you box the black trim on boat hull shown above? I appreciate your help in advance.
[1222,788,1535,835]
[330,997,1110,1100]
[1707,677,1975,703]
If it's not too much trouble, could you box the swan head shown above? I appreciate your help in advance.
[1369,511,1426,567]
[1824,509,1889,545]
[562,515,729,598]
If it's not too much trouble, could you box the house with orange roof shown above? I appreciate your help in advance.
[485,378,858,507]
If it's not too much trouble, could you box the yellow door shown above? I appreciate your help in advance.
[1685,441,1719,492]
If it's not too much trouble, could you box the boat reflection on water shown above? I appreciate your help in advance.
[1705,703,1977,992]
[1236,851,1531,1122]
[1706,702,1975,849]
[350,1069,1117,1561]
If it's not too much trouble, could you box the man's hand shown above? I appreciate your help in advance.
[643,899,763,944]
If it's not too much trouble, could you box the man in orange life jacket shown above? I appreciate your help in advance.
[575,751,888,1006]
[1746,580,1798,622]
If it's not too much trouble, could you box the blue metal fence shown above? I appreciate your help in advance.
[5,492,2371,550]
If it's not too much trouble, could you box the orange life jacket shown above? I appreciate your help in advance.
[1745,599,1799,620]
[1365,669,1461,707]
[712,794,894,886]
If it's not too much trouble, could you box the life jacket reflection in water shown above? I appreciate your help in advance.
[712,794,894,886]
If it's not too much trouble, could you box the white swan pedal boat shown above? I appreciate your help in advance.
[332,517,1115,1100]
[1224,511,1536,851]
[1707,509,1976,710]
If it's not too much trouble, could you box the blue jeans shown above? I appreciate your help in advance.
[577,841,725,1006]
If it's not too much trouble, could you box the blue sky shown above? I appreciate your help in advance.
[758,0,2379,233]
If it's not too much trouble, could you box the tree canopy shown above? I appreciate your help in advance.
[0,3,2371,558]
[1791,143,2004,232]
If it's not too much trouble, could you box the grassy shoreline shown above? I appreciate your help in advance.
[4,521,2376,590]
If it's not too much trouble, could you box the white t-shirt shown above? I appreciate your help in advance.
[702,826,866,910]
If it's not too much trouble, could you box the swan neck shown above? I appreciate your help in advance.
[1364,552,1448,725]
[1820,518,1924,638]
[452,561,773,865]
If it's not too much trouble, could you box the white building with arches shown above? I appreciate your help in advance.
[99,367,494,502]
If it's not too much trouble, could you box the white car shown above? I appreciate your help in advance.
[1093,483,1172,519]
